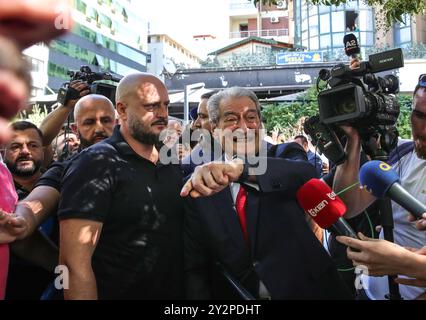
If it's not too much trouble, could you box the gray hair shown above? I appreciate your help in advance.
[207,87,261,124]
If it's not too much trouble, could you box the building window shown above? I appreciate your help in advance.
[310,36,319,50]
[256,45,270,54]
[31,58,44,73]
[48,62,69,80]
[302,18,308,34]
[100,13,112,28]
[320,34,331,48]
[74,24,96,42]
[239,24,248,38]
[122,8,128,22]
[75,0,87,14]
[332,32,345,48]
[319,14,330,34]
[345,10,359,31]
[87,7,99,21]
[358,10,373,32]
[359,32,372,46]
[24,56,44,73]
[309,14,318,37]
[331,11,345,32]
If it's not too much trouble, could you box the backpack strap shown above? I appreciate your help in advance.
[388,141,415,165]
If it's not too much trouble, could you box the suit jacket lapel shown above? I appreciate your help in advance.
[245,190,259,255]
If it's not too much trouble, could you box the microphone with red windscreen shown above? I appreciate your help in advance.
[296,179,358,239]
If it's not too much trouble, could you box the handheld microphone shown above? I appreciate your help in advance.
[296,179,358,239]
[343,33,360,58]
[359,161,426,219]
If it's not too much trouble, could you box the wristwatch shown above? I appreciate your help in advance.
[57,85,82,106]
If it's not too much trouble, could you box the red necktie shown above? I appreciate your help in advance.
[236,185,249,245]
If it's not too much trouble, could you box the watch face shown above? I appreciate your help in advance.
[57,88,67,104]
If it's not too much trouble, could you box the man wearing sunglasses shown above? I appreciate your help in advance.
[333,73,426,300]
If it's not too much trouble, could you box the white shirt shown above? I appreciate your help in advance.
[365,142,426,300]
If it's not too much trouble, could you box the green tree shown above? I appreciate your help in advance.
[18,104,49,127]
[255,0,426,28]
[261,85,319,140]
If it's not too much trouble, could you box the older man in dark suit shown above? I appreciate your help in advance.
[181,87,351,300]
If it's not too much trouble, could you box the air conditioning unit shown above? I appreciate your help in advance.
[270,16,280,23]
[277,0,287,10]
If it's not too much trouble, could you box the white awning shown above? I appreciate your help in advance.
[169,87,213,104]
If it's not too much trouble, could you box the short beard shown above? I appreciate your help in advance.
[78,130,107,150]
[414,140,426,159]
[5,159,41,177]
[78,134,92,150]
[129,116,160,146]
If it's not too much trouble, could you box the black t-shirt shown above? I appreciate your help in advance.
[35,161,67,191]
[57,127,185,299]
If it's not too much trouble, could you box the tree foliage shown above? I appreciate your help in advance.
[254,0,426,28]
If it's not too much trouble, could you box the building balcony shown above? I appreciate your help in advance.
[230,28,289,39]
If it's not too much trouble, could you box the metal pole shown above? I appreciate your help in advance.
[184,85,189,125]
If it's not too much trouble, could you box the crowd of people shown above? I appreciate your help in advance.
[0,0,425,301]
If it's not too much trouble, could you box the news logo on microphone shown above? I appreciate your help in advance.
[306,191,338,218]
[359,160,426,219]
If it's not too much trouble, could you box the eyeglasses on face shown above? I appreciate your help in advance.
[418,74,426,87]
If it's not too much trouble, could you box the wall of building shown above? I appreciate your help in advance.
[23,44,50,97]
[45,0,149,91]
[413,15,426,44]
[229,0,289,41]
[147,34,201,81]
[261,16,288,30]
[48,27,147,90]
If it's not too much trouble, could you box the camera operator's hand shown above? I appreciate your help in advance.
[408,212,426,231]
[339,125,360,144]
[64,80,91,108]
[350,57,361,70]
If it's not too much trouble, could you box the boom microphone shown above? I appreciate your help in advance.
[296,179,358,239]
[359,160,426,219]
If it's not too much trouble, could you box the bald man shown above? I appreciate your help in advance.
[0,0,72,300]
[57,73,185,300]
[0,95,115,244]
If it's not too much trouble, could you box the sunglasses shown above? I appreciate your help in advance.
[418,74,426,87]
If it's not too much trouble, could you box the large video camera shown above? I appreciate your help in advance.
[304,34,404,162]
[57,65,122,106]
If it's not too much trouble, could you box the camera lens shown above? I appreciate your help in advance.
[379,75,399,94]
[335,99,356,115]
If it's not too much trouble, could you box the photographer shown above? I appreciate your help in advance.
[39,80,90,162]
[333,76,426,300]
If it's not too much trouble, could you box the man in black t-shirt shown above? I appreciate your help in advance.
[58,73,185,300]
[2,121,57,300]
[0,95,116,243]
